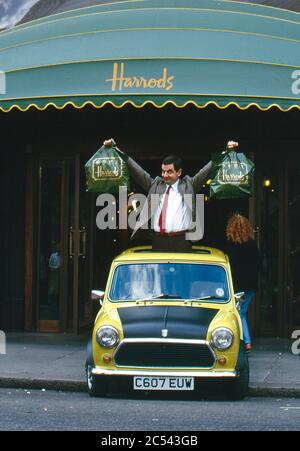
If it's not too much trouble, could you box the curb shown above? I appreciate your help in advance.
[0,378,87,393]
[1,378,300,398]
[248,386,300,399]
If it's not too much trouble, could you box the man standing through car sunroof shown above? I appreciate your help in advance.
[103,139,238,252]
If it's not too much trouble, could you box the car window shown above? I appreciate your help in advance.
[109,263,229,302]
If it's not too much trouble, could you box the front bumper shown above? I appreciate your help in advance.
[91,368,237,378]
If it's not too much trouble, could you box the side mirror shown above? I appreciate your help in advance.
[234,292,245,301]
[234,292,245,310]
[91,290,105,307]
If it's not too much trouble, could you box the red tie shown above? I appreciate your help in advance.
[159,186,171,235]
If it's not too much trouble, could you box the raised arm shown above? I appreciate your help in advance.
[126,156,153,192]
[104,139,153,191]
[191,161,213,191]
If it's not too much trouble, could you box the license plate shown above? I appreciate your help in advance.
[133,376,194,391]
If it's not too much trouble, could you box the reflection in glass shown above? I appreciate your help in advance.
[109,263,229,302]
[38,166,62,321]
[48,242,61,301]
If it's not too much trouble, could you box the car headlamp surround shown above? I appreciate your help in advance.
[211,327,234,350]
[96,325,119,349]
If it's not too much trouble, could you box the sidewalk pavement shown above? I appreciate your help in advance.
[0,333,299,397]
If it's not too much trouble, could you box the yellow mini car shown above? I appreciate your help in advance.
[86,246,249,400]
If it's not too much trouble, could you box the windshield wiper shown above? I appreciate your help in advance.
[187,296,227,302]
[135,294,182,304]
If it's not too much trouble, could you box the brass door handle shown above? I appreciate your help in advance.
[79,227,86,259]
[69,227,74,258]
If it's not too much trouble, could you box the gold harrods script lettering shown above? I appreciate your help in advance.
[106,63,175,92]
[92,158,121,180]
[218,162,249,185]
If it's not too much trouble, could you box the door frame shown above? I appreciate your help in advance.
[24,154,93,333]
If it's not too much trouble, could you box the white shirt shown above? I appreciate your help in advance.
[153,180,192,233]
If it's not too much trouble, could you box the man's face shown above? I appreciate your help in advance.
[161,163,182,185]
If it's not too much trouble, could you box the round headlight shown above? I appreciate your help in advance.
[212,328,233,350]
[96,326,119,348]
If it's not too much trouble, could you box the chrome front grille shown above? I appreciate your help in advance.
[114,339,216,368]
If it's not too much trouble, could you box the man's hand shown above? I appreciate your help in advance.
[226,140,239,149]
[103,138,116,147]
[102,138,128,161]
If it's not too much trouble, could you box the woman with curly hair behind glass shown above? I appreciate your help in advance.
[224,213,262,354]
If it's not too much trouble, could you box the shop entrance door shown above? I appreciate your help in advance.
[34,156,94,333]
[253,156,284,337]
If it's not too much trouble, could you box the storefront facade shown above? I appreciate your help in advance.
[1,0,300,336]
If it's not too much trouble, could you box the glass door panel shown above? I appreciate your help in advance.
[37,162,63,332]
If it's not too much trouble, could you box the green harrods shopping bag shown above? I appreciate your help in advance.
[85,140,130,193]
[210,150,255,199]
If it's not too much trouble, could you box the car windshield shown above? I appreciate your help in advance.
[109,263,229,302]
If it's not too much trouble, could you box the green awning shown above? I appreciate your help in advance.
[1,0,300,112]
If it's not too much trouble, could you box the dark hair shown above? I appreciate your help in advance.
[162,155,183,171]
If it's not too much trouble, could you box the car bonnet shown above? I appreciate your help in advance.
[117,305,219,340]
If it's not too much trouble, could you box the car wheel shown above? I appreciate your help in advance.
[86,362,108,397]
[226,356,249,401]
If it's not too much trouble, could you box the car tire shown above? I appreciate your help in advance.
[226,356,249,401]
[86,362,108,397]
